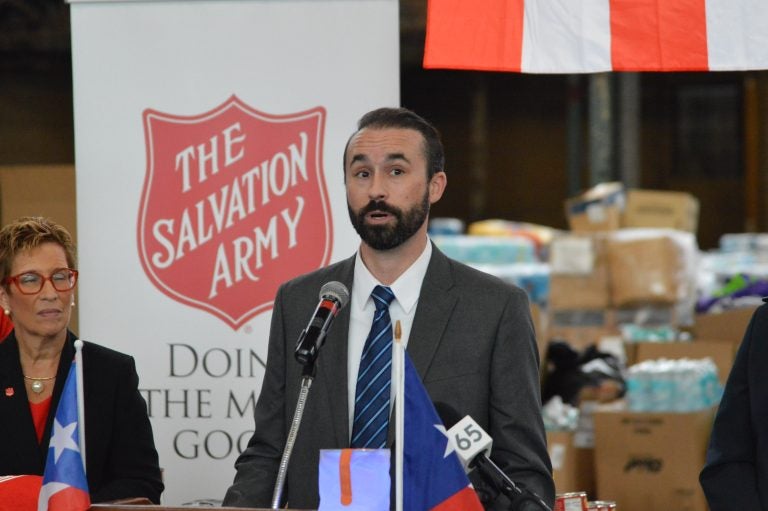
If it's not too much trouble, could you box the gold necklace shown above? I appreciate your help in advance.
[23,374,56,394]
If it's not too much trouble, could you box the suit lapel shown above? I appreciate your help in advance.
[314,256,356,446]
[386,246,457,446]
[42,335,75,450]
[408,246,458,380]
[0,334,48,471]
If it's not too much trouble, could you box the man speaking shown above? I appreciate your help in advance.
[223,107,554,509]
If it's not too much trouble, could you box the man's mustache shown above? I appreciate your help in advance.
[359,200,401,216]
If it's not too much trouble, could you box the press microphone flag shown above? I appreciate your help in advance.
[435,403,552,511]
[443,415,493,472]
[294,281,350,366]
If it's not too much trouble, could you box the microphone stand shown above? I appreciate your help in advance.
[472,455,552,511]
[271,361,316,509]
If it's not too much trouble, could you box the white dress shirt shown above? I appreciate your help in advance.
[346,240,432,436]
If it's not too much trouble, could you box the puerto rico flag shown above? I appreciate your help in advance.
[38,361,90,511]
[424,0,768,73]
[402,353,483,511]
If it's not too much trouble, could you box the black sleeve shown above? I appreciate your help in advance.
[223,283,287,507]
[699,305,766,510]
[88,354,164,504]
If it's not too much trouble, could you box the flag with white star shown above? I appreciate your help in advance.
[402,352,483,510]
[38,360,90,511]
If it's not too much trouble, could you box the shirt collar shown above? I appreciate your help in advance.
[353,239,432,313]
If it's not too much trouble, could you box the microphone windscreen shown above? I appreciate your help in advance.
[319,281,350,308]
[434,401,463,429]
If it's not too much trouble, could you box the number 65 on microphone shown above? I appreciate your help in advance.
[447,416,493,471]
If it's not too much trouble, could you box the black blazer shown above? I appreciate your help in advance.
[224,246,554,509]
[0,331,164,503]
[700,299,768,510]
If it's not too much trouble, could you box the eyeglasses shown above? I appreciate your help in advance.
[4,268,79,295]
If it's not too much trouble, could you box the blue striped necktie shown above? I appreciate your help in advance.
[351,285,396,448]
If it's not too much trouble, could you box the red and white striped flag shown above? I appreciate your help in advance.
[424,0,768,73]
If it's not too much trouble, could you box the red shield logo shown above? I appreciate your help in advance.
[138,96,333,329]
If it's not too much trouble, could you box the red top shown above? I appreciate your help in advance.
[29,397,52,444]
[0,314,12,342]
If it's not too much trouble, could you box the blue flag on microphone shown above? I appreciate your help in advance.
[38,360,90,511]
[403,352,483,510]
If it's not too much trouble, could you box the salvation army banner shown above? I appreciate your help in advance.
[424,0,768,73]
[68,0,398,504]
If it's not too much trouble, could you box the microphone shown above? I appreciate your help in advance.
[294,281,350,366]
[435,403,552,511]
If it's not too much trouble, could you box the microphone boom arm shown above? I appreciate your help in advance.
[471,455,551,511]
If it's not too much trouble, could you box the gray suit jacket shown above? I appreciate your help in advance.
[223,245,554,509]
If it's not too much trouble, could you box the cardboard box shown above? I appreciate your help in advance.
[695,306,758,344]
[565,182,625,233]
[547,430,595,496]
[623,189,699,234]
[549,234,611,310]
[594,407,715,511]
[607,234,685,306]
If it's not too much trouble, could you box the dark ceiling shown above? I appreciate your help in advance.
[0,1,429,67]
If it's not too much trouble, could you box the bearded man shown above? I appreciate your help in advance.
[224,107,554,510]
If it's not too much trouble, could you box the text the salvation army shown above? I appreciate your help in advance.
[150,122,311,298]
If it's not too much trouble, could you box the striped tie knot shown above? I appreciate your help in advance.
[351,285,396,449]
[371,285,395,312]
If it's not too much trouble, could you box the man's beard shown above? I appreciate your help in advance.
[347,191,430,250]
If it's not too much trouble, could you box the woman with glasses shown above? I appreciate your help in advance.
[0,216,163,503]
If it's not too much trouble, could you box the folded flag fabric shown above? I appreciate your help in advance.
[402,352,483,511]
[38,361,90,511]
[425,0,768,73]
[0,475,43,511]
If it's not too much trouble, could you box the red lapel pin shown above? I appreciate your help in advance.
[5,387,13,397]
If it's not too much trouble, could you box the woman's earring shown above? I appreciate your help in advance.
[3,309,9,316]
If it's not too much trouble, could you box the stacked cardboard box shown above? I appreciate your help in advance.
[623,189,699,233]
[547,233,618,349]
[565,183,699,235]
[546,229,698,350]
[695,306,757,344]
[547,401,599,497]
[594,405,715,511]
[551,182,700,349]
[547,429,595,496]
[565,182,625,233]
[551,187,758,510]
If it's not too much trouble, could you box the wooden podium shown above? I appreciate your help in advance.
[90,506,308,511]
[89,502,309,511]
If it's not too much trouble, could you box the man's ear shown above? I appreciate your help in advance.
[428,171,447,204]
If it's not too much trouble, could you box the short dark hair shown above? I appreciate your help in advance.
[344,107,445,179]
